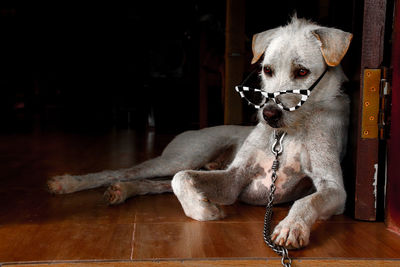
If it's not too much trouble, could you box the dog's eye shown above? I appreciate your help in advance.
[263,66,273,76]
[296,68,309,77]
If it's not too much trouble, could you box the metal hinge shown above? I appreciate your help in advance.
[361,67,392,140]
[379,67,392,140]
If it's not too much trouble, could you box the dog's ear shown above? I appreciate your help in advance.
[251,29,277,64]
[312,28,353,66]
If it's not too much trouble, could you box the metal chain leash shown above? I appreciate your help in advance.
[263,130,292,267]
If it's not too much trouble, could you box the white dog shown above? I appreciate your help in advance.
[48,17,352,249]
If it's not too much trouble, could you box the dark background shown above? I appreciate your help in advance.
[0,1,360,134]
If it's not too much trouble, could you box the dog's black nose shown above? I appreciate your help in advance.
[263,107,281,120]
[262,107,282,127]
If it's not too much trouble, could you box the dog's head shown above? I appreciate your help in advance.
[251,17,352,130]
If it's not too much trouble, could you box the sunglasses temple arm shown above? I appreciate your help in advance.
[308,68,329,92]
[241,67,259,86]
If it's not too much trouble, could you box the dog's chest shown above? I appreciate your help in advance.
[249,141,306,197]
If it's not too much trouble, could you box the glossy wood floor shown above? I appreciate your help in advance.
[1,128,400,266]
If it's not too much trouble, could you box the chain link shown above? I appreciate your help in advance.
[263,131,291,267]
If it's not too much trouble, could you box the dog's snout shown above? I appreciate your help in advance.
[262,107,282,128]
[263,109,278,119]
[263,107,281,120]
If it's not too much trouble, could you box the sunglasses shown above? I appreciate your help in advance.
[235,68,328,111]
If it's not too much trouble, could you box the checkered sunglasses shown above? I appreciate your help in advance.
[235,68,328,111]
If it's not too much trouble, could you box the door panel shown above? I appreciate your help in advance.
[386,0,400,233]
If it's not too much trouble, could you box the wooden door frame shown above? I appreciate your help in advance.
[355,0,400,232]
[354,0,388,221]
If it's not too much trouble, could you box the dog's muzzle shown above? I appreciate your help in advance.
[262,106,282,128]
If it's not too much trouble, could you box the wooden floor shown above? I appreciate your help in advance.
[1,128,400,266]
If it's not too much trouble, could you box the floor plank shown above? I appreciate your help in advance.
[0,223,133,262]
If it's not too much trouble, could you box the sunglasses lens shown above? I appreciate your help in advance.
[276,93,304,110]
[242,90,266,107]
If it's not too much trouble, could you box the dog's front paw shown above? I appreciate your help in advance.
[172,171,225,221]
[271,217,310,249]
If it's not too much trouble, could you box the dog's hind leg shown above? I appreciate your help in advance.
[47,125,251,195]
[103,179,172,205]
[48,169,125,194]
[47,155,200,194]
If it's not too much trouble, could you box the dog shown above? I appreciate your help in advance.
[48,17,352,249]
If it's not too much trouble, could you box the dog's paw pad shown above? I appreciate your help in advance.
[47,178,63,194]
[47,175,75,194]
[193,201,225,221]
[104,183,126,205]
[271,218,310,249]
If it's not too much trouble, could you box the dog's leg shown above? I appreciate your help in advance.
[47,169,122,194]
[47,156,196,194]
[171,168,250,221]
[269,128,348,249]
[103,179,172,205]
[48,126,250,195]
[103,144,237,204]
[48,145,240,195]
[271,178,346,249]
